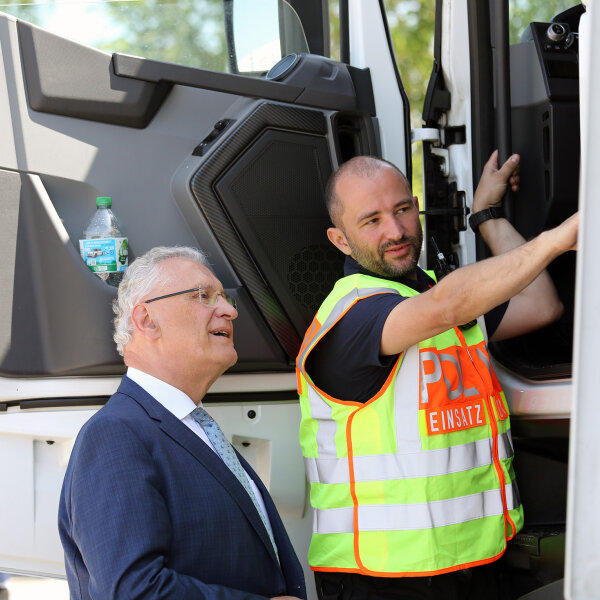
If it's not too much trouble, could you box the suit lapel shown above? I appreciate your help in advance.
[117,377,280,566]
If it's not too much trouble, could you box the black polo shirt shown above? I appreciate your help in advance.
[305,257,507,403]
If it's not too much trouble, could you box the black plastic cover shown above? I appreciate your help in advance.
[113,52,373,114]
[191,102,343,360]
[18,21,171,128]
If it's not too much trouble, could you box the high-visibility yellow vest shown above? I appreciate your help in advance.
[296,272,523,577]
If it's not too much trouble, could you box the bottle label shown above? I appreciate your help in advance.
[79,237,128,273]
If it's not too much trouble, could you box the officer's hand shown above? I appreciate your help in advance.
[549,211,579,253]
[473,150,520,213]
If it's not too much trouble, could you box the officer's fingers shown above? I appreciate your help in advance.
[497,154,520,181]
[484,149,499,173]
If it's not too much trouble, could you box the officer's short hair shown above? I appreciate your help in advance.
[324,156,412,229]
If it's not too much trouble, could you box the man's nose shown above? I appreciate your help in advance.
[382,214,405,239]
[214,294,238,319]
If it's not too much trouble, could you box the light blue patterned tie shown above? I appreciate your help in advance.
[191,406,279,560]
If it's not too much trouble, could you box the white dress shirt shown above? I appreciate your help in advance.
[126,367,273,535]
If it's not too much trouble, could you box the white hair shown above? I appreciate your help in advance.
[113,246,209,356]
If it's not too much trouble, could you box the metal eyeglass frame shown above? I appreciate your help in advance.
[144,287,238,310]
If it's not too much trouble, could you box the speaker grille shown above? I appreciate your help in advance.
[288,244,343,312]
[191,102,339,359]
[217,128,339,338]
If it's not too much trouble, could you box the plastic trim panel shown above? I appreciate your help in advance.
[190,102,329,359]
[10,389,299,410]
[18,21,171,128]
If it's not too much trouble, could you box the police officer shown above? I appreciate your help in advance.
[296,152,578,599]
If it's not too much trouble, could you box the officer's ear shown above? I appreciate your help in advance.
[327,227,353,256]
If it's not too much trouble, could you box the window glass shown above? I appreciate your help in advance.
[0,0,308,75]
[232,0,308,74]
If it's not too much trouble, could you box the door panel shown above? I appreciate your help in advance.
[428,2,584,596]
[0,1,396,589]
[489,10,581,381]
[348,0,411,175]
[2,10,373,375]
[0,402,310,579]
[0,409,94,577]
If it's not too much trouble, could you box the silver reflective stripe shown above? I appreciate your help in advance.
[305,456,349,484]
[307,385,337,457]
[298,286,399,368]
[300,286,402,458]
[304,431,514,483]
[392,345,423,452]
[313,483,520,534]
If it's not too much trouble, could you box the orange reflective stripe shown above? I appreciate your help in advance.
[345,356,402,573]
[307,379,364,408]
[300,309,401,407]
[310,546,506,577]
[346,409,363,572]
[493,394,509,421]
[298,293,397,382]
[298,317,320,357]
[297,319,320,394]
[506,512,518,540]
[454,328,513,541]
[311,546,507,577]
[296,369,303,395]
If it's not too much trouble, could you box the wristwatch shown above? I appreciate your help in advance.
[468,207,505,233]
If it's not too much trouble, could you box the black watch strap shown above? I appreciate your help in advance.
[469,207,505,232]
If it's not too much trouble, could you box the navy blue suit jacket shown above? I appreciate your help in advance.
[58,376,306,599]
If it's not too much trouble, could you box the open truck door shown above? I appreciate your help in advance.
[565,2,600,598]
[348,0,588,597]
[419,1,592,598]
[0,0,409,594]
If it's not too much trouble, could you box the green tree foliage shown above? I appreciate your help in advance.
[0,0,228,72]
[0,0,39,24]
[103,0,227,71]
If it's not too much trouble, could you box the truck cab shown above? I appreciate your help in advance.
[0,1,597,598]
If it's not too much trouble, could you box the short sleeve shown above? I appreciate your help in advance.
[305,293,406,403]
[484,300,509,339]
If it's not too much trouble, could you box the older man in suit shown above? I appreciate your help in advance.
[58,246,306,600]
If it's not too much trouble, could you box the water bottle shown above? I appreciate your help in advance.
[79,196,128,287]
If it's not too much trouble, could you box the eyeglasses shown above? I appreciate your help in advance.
[144,286,238,310]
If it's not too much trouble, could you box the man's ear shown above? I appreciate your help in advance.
[412,196,420,212]
[131,303,161,340]
[327,227,353,256]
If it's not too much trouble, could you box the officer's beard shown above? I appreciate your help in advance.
[346,223,423,280]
